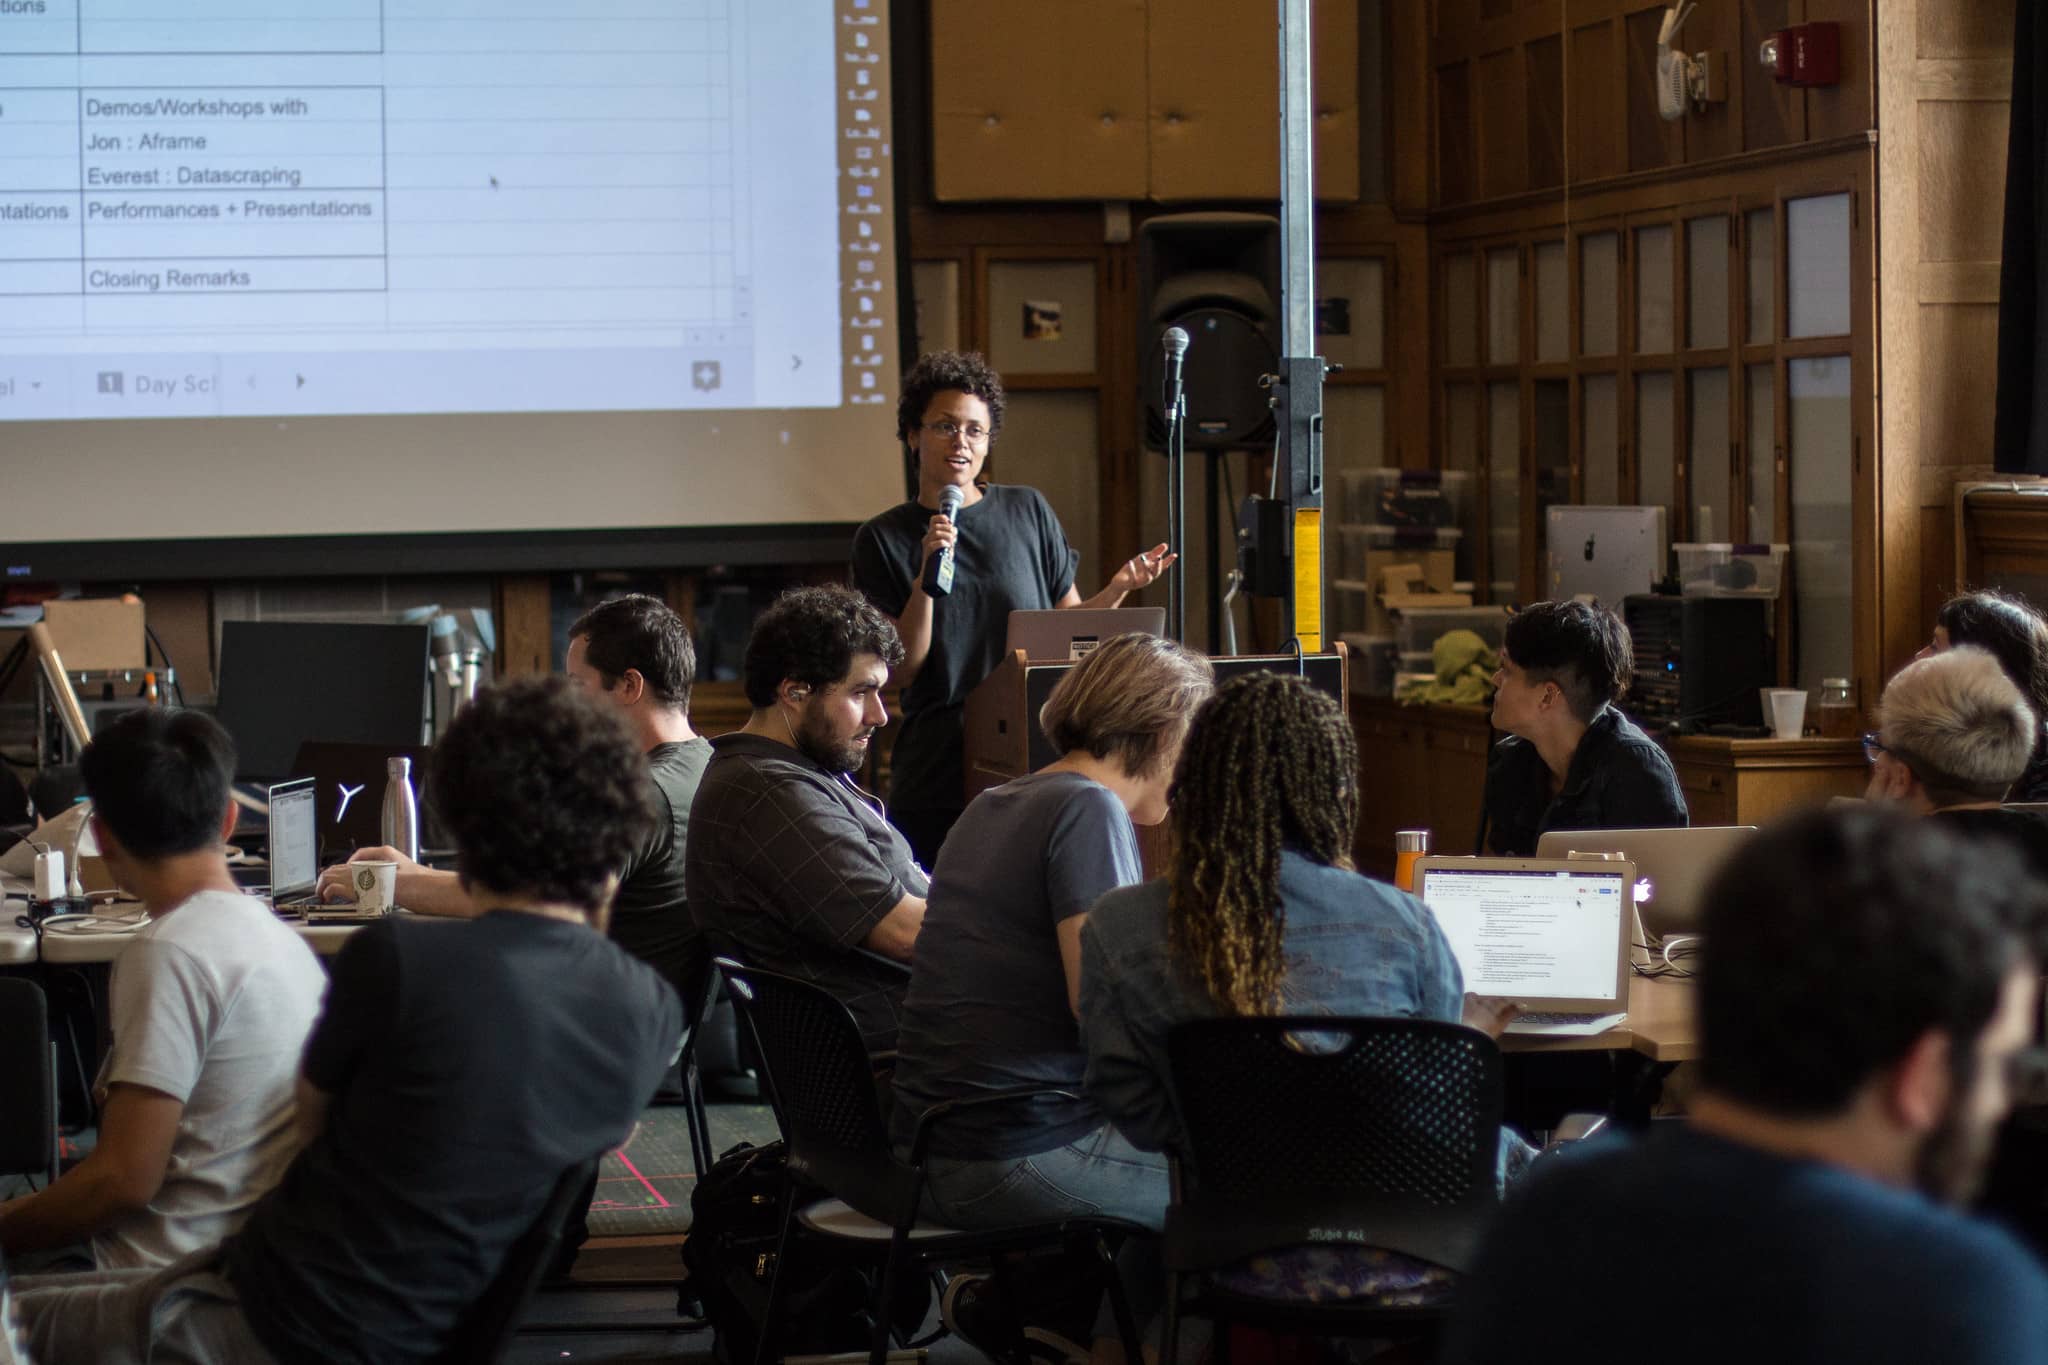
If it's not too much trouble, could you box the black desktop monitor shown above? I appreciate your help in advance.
[214,621,431,781]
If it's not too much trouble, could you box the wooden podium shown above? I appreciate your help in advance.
[963,644,1350,803]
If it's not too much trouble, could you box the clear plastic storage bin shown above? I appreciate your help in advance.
[1336,468,1472,529]
[1393,604,1512,658]
[1342,634,1398,696]
[1328,580,1374,637]
[1331,525,1463,581]
[1675,543,1789,596]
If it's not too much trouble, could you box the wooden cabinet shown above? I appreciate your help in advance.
[1349,697,1868,875]
[1664,735,1868,828]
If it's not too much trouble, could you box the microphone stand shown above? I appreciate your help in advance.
[1166,381,1187,645]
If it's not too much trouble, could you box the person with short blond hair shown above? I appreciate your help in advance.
[888,633,1211,1356]
[1869,646,2038,811]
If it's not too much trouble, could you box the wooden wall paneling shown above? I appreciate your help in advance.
[1740,0,1804,151]
[1390,0,1433,213]
[1438,60,1477,205]
[1802,0,1876,140]
[928,0,1148,202]
[1148,0,1361,202]
[1919,101,2010,266]
[1626,7,1686,174]
[1394,225,1433,466]
[496,576,552,675]
[1100,246,1141,576]
[1476,47,1529,200]
[1919,0,2016,59]
[1568,20,1628,183]
[1526,33,1565,190]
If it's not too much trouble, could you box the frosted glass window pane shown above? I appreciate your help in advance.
[1489,381,1520,601]
[1789,356,1854,690]
[1745,208,1774,344]
[1688,369,1731,543]
[1686,216,1729,350]
[1487,248,1520,365]
[1747,364,1776,539]
[1580,232,1619,357]
[1535,241,1568,363]
[1446,383,1480,474]
[1637,372,1675,520]
[1788,194,1852,339]
[1446,255,1478,367]
[1323,384,1387,474]
[1635,224,1674,354]
[1582,374,1619,504]
[1534,380,1570,515]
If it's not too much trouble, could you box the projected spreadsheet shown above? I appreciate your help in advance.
[0,0,870,417]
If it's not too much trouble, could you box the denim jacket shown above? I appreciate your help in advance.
[1077,850,1464,1154]
[1483,704,1688,857]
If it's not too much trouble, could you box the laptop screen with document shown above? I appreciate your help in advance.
[1414,858,1634,1013]
[265,778,319,899]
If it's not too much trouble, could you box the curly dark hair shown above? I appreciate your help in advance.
[1502,599,1633,722]
[1166,672,1360,1016]
[1937,589,2048,726]
[570,592,696,711]
[80,708,236,859]
[895,350,1006,446]
[742,584,906,709]
[1699,804,2045,1118]
[429,674,656,915]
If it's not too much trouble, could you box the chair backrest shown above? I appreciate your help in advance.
[1164,1016,1503,1273]
[714,957,917,1227]
[429,1156,599,1365]
[0,979,53,1181]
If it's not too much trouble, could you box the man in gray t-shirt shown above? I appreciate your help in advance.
[0,709,324,1269]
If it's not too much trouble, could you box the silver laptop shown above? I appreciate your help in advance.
[1414,856,1635,1036]
[1005,607,1166,662]
[264,778,323,911]
[1534,825,1757,941]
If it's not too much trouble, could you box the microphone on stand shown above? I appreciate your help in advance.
[1161,326,1189,417]
[924,482,964,596]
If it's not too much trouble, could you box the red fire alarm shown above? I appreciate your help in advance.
[1761,21,1841,87]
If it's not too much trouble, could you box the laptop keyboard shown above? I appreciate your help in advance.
[1501,1011,1627,1036]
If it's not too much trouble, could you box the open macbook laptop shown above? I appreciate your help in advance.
[264,777,390,921]
[1414,855,1635,1037]
[1005,607,1166,662]
[1534,825,1757,942]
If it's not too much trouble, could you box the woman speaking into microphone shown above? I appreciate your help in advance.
[852,351,1176,869]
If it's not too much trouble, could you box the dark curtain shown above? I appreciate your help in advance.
[1997,0,2048,474]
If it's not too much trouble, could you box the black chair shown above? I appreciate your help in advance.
[0,978,56,1190]
[714,957,1145,1365]
[1159,1016,1505,1361]
[429,1156,602,1365]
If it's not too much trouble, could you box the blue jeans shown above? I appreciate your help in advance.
[921,1122,1170,1231]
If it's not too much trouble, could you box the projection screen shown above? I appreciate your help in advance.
[0,0,904,578]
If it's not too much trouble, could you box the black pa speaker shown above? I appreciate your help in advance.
[1138,212,1281,451]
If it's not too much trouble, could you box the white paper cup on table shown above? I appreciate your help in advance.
[1763,688,1808,740]
[350,860,398,913]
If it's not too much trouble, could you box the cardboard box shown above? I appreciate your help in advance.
[1363,550,1457,633]
[41,598,146,672]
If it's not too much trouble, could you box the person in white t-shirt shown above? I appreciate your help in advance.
[0,709,325,1269]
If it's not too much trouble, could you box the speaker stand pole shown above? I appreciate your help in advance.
[1275,0,1327,649]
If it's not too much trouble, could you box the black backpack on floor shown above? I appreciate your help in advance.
[680,1140,880,1365]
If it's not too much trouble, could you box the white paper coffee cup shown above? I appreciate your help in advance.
[351,860,398,914]
[1763,688,1808,740]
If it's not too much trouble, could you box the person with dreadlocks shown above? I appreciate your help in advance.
[1080,668,1494,1150]
[1079,669,1532,1312]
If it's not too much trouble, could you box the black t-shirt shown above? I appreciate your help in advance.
[1484,705,1688,855]
[851,484,1078,813]
[687,732,930,1052]
[226,912,681,1365]
[1931,806,2048,884]
[1442,1126,2048,1365]
[610,737,713,1003]
[890,771,1142,1159]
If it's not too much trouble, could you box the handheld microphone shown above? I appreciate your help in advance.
[925,483,964,596]
[1161,326,1189,417]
